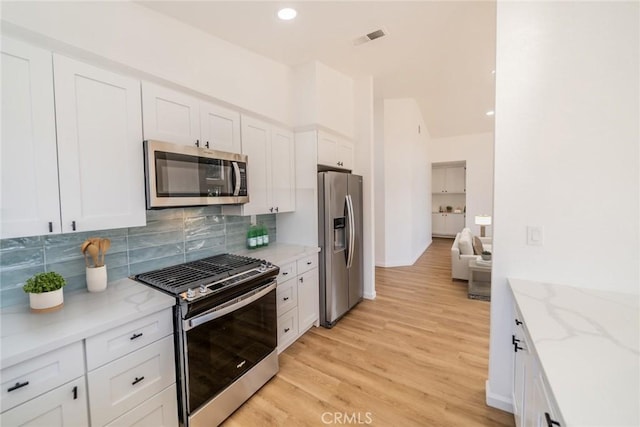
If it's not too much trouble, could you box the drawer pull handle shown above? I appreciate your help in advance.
[130,332,143,340]
[132,376,145,386]
[72,386,78,400]
[512,335,521,345]
[284,327,290,333]
[299,277,304,283]
[306,261,312,265]
[282,272,288,276]
[236,360,246,369]
[7,381,29,392]
[545,412,560,426]
[283,297,289,301]
[515,319,523,326]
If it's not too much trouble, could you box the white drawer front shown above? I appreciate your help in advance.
[277,309,298,353]
[86,308,173,370]
[0,341,84,412]
[0,376,88,427]
[88,335,176,426]
[104,384,178,427]
[296,254,317,275]
[276,279,297,315]
[277,262,296,283]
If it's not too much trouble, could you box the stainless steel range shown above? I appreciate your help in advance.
[134,253,279,427]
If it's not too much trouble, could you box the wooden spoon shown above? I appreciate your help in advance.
[86,243,100,268]
[80,240,91,267]
[100,238,111,266]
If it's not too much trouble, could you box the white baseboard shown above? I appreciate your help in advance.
[363,290,376,300]
[485,380,513,413]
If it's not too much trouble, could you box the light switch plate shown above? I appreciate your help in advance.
[527,226,543,246]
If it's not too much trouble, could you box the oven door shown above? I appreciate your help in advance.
[182,282,277,414]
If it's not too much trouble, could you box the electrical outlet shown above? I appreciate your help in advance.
[527,226,543,246]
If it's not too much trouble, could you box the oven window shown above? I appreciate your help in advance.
[155,151,236,197]
[185,289,276,412]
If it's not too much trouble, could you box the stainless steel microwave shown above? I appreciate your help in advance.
[143,140,248,209]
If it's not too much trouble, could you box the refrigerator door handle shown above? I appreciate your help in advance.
[346,194,355,269]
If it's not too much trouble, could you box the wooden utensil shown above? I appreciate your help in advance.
[86,243,100,267]
[80,240,91,267]
[100,238,111,266]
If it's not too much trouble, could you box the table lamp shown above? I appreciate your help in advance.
[475,215,492,237]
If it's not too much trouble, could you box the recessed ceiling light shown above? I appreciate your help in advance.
[486,110,495,116]
[277,8,297,20]
[491,70,496,75]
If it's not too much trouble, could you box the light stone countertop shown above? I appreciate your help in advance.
[234,242,320,266]
[509,278,640,427]
[0,278,175,369]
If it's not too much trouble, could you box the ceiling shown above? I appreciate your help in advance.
[138,1,496,138]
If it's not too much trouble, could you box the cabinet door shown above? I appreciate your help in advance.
[432,168,446,193]
[297,268,319,333]
[432,213,446,235]
[104,384,178,427]
[445,166,466,193]
[0,38,60,238]
[317,132,338,167]
[337,139,354,170]
[446,214,465,236]
[54,55,145,233]
[141,82,200,147]
[0,377,88,427]
[239,116,271,215]
[270,126,295,213]
[199,101,241,153]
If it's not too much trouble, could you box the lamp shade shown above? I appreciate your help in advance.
[475,215,492,226]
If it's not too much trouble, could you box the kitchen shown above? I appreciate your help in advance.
[1,1,639,427]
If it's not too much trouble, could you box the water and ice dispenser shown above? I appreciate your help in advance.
[333,217,346,251]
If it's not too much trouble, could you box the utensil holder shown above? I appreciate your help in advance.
[86,265,107,292]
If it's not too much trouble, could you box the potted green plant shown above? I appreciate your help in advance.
[446,206,453,213]
[481,250,492,261]
[23,272,66,313]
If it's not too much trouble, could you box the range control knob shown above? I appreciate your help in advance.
[259,263,267,272]
[187,288,196,298]
[199,284,207,294]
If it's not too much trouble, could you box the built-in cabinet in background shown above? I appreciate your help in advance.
[141,82,241,153]
[317,131,354,171]
[431,162,466,237]
[512,305,564,427]
[223,116,295,216]
[0,38,146,239]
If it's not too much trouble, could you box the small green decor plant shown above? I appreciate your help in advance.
[482,250,491,256]
[23,272,66,294]
[446,206,453,212]
[481,250,492,261]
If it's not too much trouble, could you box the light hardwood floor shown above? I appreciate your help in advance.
[223,238,514,426]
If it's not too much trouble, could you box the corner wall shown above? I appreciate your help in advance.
[430,133,494,236]
[488,1,640,410]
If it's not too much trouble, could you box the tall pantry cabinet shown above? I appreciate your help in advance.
[431,163,466,237]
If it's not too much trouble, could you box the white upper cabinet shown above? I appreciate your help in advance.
[141,82,200,147]
[317,131,354,170]
[433,166,465,193]
[0,38,60,239]
[54,54,145,233]
[199,101,241,153]
[142,82,241,153]
[223,116,295,216]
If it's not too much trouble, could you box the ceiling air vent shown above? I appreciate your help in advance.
[353,27,389,46]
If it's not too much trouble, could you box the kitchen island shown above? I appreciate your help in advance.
[509,278,639,427]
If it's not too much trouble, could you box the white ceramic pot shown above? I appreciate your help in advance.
[86,265,108,292]
[29,288,64,313]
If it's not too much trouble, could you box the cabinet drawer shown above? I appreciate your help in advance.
[86,307,173,370]
[104,384,178,427]
[277,309,299,353]
[0,376,88,427]
[277,262,296,283]
[87,335,176,426]
[1,341,84,412]
[296,254,317,275]
[276,279,297,315]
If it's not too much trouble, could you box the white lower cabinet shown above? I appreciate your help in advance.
[104,384,179,427]
[276,253,319,353]
[0,377,88,427]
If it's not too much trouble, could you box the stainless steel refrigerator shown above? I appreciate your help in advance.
[318,171,363,328]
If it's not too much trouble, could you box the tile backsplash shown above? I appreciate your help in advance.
[0,207,276,308]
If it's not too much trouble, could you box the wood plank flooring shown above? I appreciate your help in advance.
[222,238,514,426]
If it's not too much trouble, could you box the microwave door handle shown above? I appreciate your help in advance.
[232,162,241,196]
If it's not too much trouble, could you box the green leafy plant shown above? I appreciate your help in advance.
[23,272,66,294]
[482,250,491,255]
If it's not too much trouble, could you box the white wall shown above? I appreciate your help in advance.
[1,1,293,126]
[487,1,640,411]
[377,98,431,267]
[430,133,494,236]
[374,99,387,265]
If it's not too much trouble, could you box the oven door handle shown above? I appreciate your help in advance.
[184,281,276,331]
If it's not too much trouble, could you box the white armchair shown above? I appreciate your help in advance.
[451,229,492,280]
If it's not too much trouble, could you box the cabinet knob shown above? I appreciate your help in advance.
[205,141,210,149]
[270,207,274,212]
[284,327,290,333]
[275,207,279,212]
[282,272,288,276]
[515,319,523,326]
[195,140,200,147]
[283,297,289,301]
[299,277,304,283]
